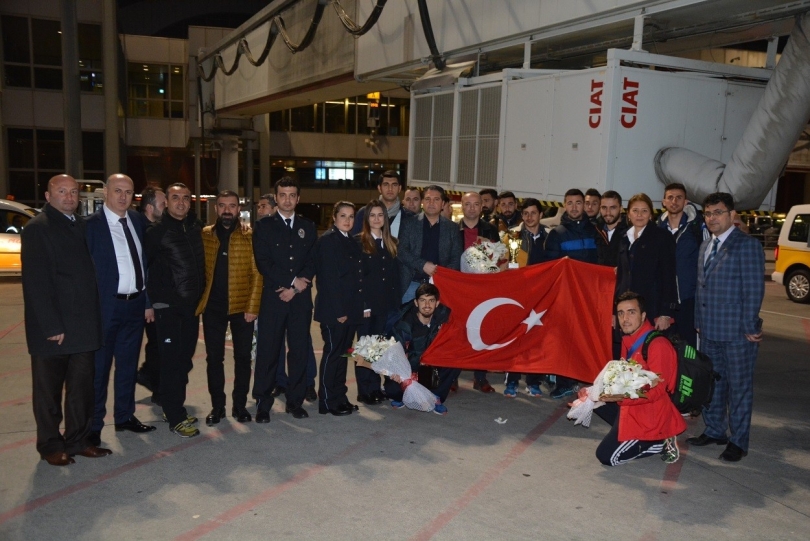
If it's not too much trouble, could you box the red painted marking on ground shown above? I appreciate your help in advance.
[174,431,384,541]
[0,395,31,408]
[0,426,236,526]
[0,437,36,454]
[659,441,688,497]
[0,367,31,380]
[0,320,23,341]
[409,406,567,541]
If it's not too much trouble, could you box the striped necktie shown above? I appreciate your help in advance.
[704,238,720,270]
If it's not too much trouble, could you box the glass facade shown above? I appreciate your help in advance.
[269,158,405,190]
[127,63,185,118]
[269,94,410,136]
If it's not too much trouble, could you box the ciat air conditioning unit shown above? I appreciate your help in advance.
[408,47,784,210]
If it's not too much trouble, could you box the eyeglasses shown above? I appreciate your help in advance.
[705,209,730,218]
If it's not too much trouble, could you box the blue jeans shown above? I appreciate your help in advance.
[401,281,421,305]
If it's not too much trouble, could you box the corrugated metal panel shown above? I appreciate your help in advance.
[412,95,433,181]
[430,93,455,183]
[476,86,502,187]
[457,90,480,184]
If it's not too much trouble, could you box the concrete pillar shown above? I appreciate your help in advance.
[194,139,202,218]
[102,0,120,177]
[257,114,271,195]
[218,135,240,193]
[61,0,83,178]
[244,140,254,222]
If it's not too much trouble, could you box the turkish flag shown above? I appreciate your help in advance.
[423,258,615,382]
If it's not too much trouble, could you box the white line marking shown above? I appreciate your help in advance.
[760,310,810,321]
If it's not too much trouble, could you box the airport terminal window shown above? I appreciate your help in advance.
[270,96,409,136]
[291,104,321,132]
[78,24,103,94]
[32,19,63,90]
[128,63,185,118]
[6,128,105,206]
[2,16,31,87]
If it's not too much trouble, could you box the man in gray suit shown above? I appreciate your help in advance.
[397,185,463,303]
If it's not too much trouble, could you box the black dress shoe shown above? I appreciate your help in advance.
[305,385,318,403]
[318,403,353,416]
[88,431,101,447]
[686,433,729,446]
[115,416,158,433]
[719,443,747,462]
[356,394,377,406]
[346,401,359,411]
[205,407,226,426]
[232,406,252,423]
[255,410,270,423]
[271,385,286,397]
[371,390,386,403]
[285,404,309,419]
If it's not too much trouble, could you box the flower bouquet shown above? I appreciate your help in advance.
[346,336,438,412]
[567,360,660,427]
[461,240,508,274]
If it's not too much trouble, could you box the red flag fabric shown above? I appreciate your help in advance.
[423,258,615,383]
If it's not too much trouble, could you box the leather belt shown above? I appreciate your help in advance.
[114,292,140,300]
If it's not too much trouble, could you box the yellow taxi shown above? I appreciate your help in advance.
[772,204,810,303]
[0,199,37,275]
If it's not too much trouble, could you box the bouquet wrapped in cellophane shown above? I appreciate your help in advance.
[461,240,508,273]
[567,360,660,428]
[347,336,437,412]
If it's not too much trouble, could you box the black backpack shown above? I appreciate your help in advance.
[641,332,719,414]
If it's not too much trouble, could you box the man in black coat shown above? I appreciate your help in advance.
[596,190,627,267]
[21,174,111,466]
[351,170,412,238]
[397,185,463,303]
[252,177,317,421]
[144,183,205,438]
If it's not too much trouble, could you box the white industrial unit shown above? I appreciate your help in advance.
[409,49,775,207]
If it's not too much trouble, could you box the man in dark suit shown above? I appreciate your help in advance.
[398,185,463,303]
[350,170,412,238]
[21,174,112,466]
[688,192,764,462]
[135,186,166,404]
[85,174,157,447]
[252,177,317,421]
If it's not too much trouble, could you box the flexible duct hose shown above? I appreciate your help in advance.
[656,11,810,209]
[417,0,446,70]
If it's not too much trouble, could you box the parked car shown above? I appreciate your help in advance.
[0,199,37,275]
[745,214,773,236]
[772,204,810,304]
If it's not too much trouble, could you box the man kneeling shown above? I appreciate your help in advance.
[386,283,461,415]
[592,291,686,466]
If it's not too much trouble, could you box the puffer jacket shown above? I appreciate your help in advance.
[196,224,263,316]
[145,212,205,310]
[544,212,599,263]
[392,303,450,371]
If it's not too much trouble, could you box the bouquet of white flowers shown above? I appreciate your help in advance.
[461,240,508,273]
[347,337,438,412]
[567,360,660,427]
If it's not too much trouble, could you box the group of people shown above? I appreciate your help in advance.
[21,170,764,469]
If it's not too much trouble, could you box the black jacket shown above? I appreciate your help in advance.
[459,218,499,246]
[544,212,599,264]
[392,303,451,371]
[144,212,205,310]
[314,226,365,324]
[252,212,317,307]
[357,234,400,317]
[596,216,629,267]
[615,224,678,321]
[21,203,102,356]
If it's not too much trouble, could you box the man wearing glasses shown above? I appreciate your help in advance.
[689,192,764,463]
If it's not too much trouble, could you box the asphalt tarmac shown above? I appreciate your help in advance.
[0,272,807,541]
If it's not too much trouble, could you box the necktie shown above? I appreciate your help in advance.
[704,238,720,270]
[377,238,384,251]
[119,217,144,291]
[285,218,292,229]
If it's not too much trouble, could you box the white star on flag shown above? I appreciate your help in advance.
[522,309,546,332]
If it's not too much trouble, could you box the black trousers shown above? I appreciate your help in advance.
[383,367,461,404]
[139,319,161,392]
[254,292,311,409]
[355,314,387,396]
[594,402,665,466]
[31,351,95,457]
[155,306,198,427]
[673,296,697,348]
[202,307,254,410]
[319,322,358,409]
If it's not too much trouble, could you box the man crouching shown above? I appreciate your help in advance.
[387,283,461,415]
[591,291,686,466]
